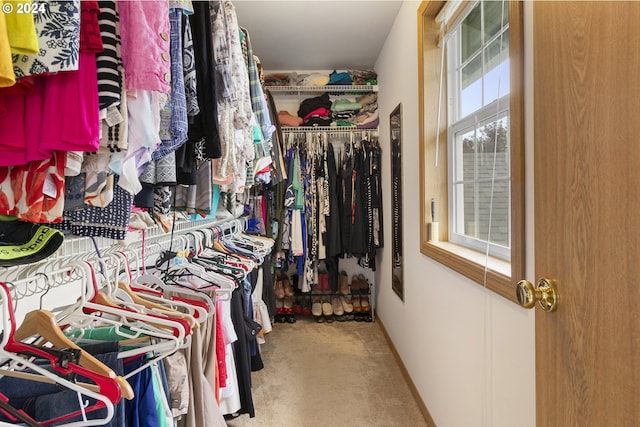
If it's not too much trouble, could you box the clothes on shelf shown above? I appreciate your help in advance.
[271,90,378,129]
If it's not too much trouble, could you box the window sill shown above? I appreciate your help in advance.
[420,240,517,303]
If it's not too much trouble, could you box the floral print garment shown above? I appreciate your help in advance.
[12,0,81,78]
[0,151,66,223]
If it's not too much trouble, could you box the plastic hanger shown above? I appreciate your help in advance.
[0,391,41,427]
[111,252,198,330]
[132,270,214,320]
[74,261,193,379]
[11,272,119,384]
[13,309,134,401]
[44,260,179,344]
[0,282,118,427]
[86,260,191,339]
[130,238,215,320]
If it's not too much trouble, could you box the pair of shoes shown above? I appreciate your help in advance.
[281,274,294,297]
[339,271,350,295]
[283,295,296,323]
[360,295,370,313]
[357,274,370,294]
[292,295,303,315]
[351,274,369,294]
[301,295,312,316]
[274,280,285,299]
[322,296,334,323]
[275,298,286,323]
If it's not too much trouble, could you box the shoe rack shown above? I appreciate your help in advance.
[274,271,374,324]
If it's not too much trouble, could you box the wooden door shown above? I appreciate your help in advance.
[533,2,640,426]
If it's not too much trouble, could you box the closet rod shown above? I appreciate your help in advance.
[1,217,248,279]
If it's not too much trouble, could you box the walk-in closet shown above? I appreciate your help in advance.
[0,1,431,426]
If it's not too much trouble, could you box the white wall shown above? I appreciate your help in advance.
[373,2,536,427]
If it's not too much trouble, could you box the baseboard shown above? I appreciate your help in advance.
[376,316,438,427]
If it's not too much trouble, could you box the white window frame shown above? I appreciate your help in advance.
[446,0,511,260]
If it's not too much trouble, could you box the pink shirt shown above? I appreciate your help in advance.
[119,0,171,93]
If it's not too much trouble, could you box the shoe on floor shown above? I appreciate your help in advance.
[339,296,353,313]
[311,296,322,317]
[322,300,333,316]
[360,295,370,312]
[332,297,344,316]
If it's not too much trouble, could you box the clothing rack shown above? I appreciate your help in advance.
[1,217,248,299]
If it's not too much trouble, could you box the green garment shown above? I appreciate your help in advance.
[293,150,304,210]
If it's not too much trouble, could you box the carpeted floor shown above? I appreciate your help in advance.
[226,317,428,427]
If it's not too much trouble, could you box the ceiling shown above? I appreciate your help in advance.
[233,1,403,72]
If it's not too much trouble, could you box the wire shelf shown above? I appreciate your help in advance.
[266,85,378,94]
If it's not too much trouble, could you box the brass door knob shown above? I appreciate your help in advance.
[516,278,559,312]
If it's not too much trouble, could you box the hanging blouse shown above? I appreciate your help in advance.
[0,50,100,167]
[79,1,102,53]
[185,1,220,160]
[0,151,66,223]
[3,0,38,54]
[96,0,123,112]
[154,7,189,161]
[118,0,171,93]
[12,0,81,79]
[182,15,199,118]
[56,175,133,240]
[0,5,16,87]
[212,1,254,179]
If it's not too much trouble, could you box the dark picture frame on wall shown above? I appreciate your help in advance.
[390,103,404,301]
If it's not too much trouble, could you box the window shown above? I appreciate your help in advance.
[418,0,524,302]
[448,1,510,259]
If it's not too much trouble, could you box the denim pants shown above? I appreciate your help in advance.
[0,344,125,427]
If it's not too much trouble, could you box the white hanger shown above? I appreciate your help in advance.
[55,261,188,378]
[0,282,116,427]
[110,251,198,329]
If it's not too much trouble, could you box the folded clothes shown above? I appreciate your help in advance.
[301,73,330,87]
[278,110,303,127]
[360,102,378,113]
[303,107,331,122]
[348,69,378,85]
[331,98,361,112]
[264,73,291,86]
[356,92,377,106]
[297,93,332,118]
[356,109,379,125]
[304,116,332,127]
[328,70,352,85]
[331,111,357,121]
[357,117,379,129]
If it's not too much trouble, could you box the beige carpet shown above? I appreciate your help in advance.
[226,317,428,427]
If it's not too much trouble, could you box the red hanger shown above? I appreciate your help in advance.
[0,282,121,424]
[0,392,41,427]
[83,262,192,339]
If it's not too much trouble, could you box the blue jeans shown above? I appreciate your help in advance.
[0,347,125,427]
